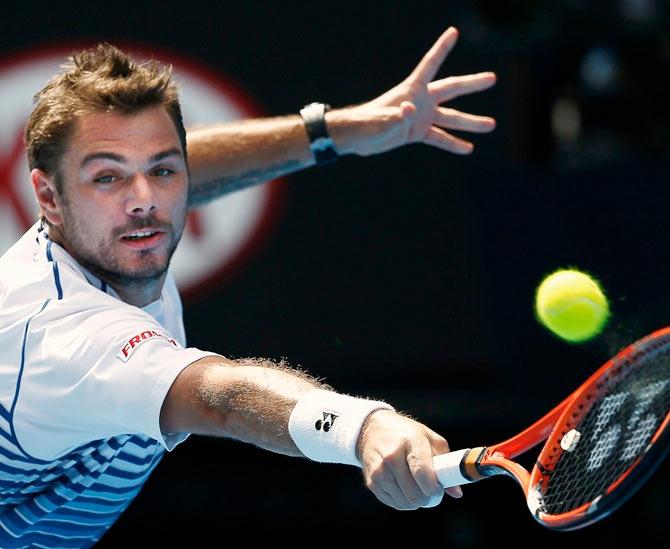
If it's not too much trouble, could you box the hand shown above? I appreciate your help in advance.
[356,409,462,510]
[328,27,496,157]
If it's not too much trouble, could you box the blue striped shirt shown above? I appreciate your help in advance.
[0,223,213,547]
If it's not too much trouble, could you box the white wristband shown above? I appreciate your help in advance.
[288,389,395,466]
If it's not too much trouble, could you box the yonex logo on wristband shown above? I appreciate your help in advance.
[315,411,338,432]
[289,390,394,465]
[117,330,178,362]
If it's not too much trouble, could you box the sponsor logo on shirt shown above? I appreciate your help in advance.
[117,330,179,362]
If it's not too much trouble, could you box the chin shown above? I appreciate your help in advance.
[124,260,170,281]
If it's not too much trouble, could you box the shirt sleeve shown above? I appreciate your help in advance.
[12,295,217,461]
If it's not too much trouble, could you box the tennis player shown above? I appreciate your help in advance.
[0,27,495,547]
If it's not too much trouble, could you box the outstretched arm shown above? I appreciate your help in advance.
[160,355,461,510]
[186,27,496,208]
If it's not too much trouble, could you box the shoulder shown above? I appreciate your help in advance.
[0,224,63,320]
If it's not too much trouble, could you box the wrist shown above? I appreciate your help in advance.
[323,107,360,156]
[288,389,395,466]
[300,102,339,165]
[355,407,397,462]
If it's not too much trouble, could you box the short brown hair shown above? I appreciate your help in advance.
[24,43,187,193]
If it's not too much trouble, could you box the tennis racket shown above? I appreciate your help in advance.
[432,326,670,530]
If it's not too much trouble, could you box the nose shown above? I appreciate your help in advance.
[125,174,157,216]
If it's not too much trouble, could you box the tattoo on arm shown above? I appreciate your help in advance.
[188,159,304,208]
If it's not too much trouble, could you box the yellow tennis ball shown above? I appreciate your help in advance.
[535,268,610,343]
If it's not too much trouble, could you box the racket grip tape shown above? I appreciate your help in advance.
[433,447,487,488]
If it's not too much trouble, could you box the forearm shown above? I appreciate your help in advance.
[192,357,331,455]
[163,355,455,510]
[185,28,497,207]
[186,115,314,208]
[185,107,386,208]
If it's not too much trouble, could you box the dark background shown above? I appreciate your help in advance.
[3,0,670,546]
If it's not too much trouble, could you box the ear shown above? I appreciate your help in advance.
[31,169,63,226]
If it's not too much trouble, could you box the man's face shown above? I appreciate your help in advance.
[53,105,188,286]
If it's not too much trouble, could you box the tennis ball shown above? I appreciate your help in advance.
[535,268,610,343]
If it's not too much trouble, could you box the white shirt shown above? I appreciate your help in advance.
[0,222,215,547]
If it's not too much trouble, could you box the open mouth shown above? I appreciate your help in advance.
[120,230,166,249]
[122,230,159,241]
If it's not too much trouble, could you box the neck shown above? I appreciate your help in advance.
[47,222,166,308]
[108,277,165,308]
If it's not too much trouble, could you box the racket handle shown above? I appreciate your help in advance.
[433,448,484,488]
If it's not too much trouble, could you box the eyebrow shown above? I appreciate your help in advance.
[80,148,183,168]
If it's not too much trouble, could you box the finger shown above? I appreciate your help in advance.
[378,469,417,510]
[409,27,459,85]
[427,430,451,455]
[446,486,464,498]
[365,465,410,511]
[406,441,446,507]
[374,484,405,511]
[423,127,473,154]
[389,455,435,509]
[429,72,497,104]
[435,107,496,133]
[422,492,444,508]
[427,434,464,499]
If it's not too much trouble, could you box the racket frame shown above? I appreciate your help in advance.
[435,327,670,531]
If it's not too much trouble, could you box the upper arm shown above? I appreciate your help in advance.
[160,355,233,437]
[13,300,215,460]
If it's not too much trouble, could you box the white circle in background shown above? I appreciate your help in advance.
[0,43,285,300]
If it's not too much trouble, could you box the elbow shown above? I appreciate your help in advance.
[160,359,233,437]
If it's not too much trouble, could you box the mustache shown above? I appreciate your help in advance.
[113,216,174,239]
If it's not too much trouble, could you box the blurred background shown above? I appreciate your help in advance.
[2,0,669,546]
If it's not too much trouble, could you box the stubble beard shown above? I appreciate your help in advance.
[60,207,185,289]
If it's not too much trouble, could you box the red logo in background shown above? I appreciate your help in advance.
[0,131,33,230]
[0,42,286,301]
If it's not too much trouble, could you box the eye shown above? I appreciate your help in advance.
[152,167,175,177]
[94,174,117,184]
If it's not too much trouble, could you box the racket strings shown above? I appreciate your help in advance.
[539,340,670,516]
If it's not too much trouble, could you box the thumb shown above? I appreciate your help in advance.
[401,100,417,118]
[446,486,464,498]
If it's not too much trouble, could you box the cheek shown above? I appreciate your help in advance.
[167,182,189,219]
[64,198,115,239]
[78,203,102,227]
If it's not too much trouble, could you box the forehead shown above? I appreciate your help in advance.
[66,106,182,161]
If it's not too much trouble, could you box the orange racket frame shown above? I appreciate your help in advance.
[433,326,670,530]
